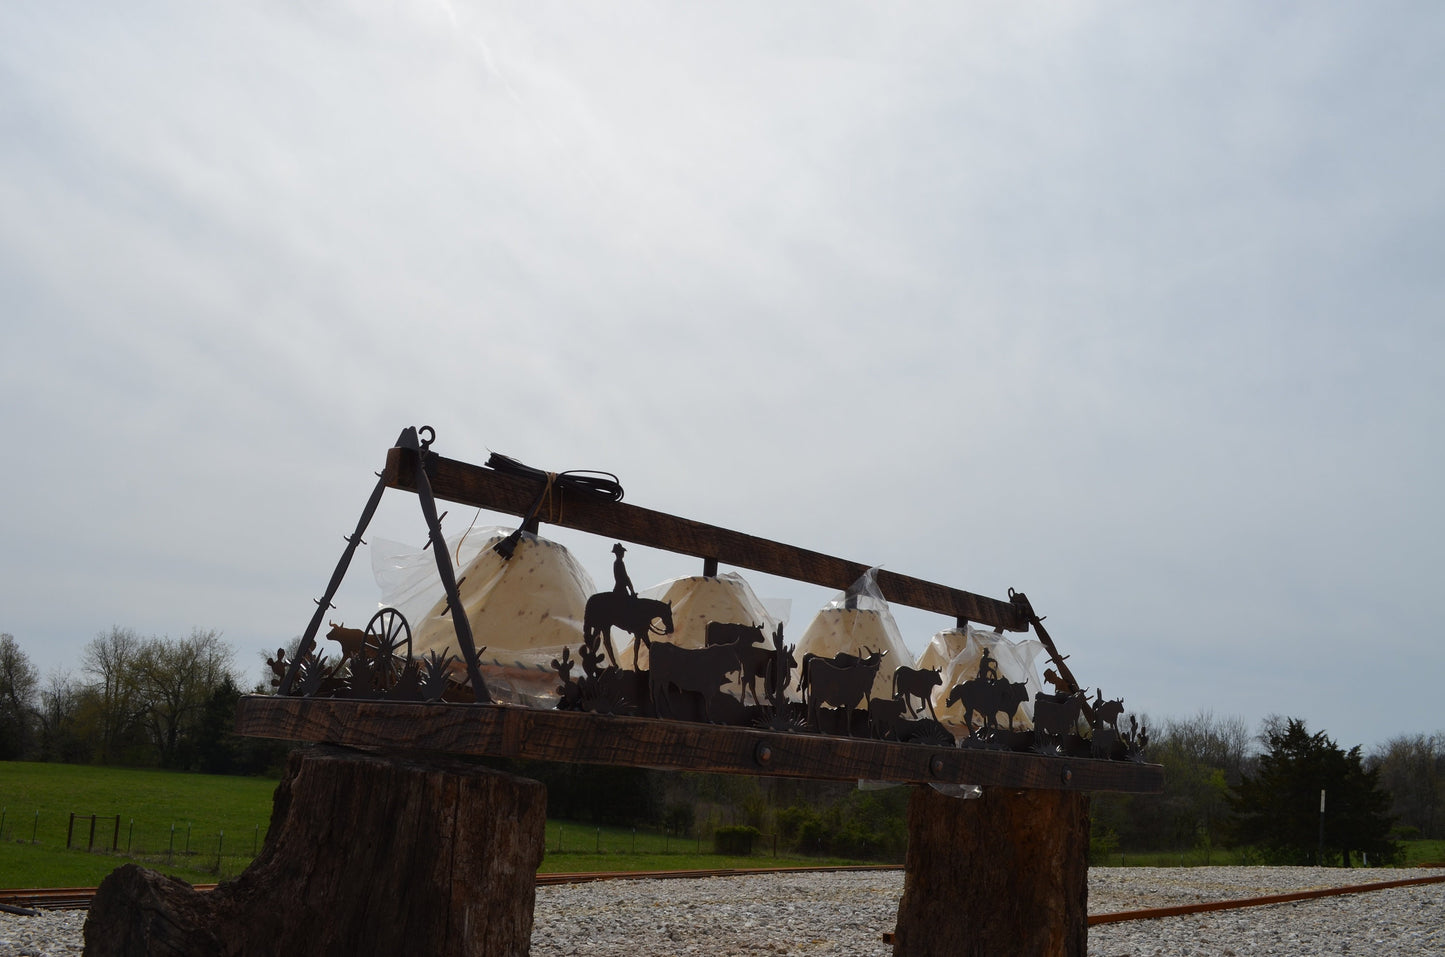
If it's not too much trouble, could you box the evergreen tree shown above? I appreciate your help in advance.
[1228,718,1399,865]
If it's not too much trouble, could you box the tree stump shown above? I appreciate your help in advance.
[891,786,1089,957]
[83,745,546,957]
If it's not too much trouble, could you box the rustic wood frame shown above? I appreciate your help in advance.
[235,697,1161,794]
[384,446,1029,632]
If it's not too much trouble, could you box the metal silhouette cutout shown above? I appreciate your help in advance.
[805,649,886,737]
[273,429,1148,764]
[578,543,674,670]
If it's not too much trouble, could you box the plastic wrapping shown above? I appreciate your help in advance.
[793,567,915,702]
[924,625,1045,737]
[372,528,596,706]
[621,572,780,672]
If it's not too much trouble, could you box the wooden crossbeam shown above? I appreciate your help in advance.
[384,446,1028,632]
[236,697,1164,794]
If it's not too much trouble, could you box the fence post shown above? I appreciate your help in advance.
[217,832,224,873]
[128,819,134,852]
[185,823,192,856]
[113,815,120,853]
[67,812,75,850]
[88,814,97,851]
[168,823,175,863]
[253,824,259,856]
[32,810,39,844]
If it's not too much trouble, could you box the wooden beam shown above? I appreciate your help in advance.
[236,697,1164,795]
[384,447,1028,632]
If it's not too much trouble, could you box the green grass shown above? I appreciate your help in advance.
[538,819,867,873]
[1,762,870,889]
[1403,839,1445,866]
[1,762,279,888]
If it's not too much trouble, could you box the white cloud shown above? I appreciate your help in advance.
[1,0,1442,747]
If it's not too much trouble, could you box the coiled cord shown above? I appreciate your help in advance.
[485,452,625,558]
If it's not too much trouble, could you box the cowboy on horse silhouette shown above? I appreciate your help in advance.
[585,543,673,670]
[612,542,636,597]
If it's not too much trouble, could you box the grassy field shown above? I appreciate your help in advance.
[5,763,1441,889]
[1,762,280,887]
[0,763,863,889]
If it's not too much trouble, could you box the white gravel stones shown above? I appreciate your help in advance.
[0,907,85,957]
[4,866,1442,956]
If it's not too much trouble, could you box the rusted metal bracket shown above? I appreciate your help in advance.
[280,427,490,702]
[1009,588,1096,727]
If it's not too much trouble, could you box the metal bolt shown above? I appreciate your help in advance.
[754,743,773,766]
[929,755,946,778]
[1061,767,1073,785]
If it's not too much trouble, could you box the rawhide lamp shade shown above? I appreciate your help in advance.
[928,626,1045,738]
[412,532,595,658]
[916,626,970,675]
[622,572,775,671]
[794,604,915,702]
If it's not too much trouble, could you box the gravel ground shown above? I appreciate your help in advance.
[3,866,1442,956]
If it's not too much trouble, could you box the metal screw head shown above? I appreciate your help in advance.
[755,743,773,766]
[930,755,946,777]
[1061,767,1073,785]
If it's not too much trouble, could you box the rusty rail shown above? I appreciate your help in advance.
[1086,872,1445,925]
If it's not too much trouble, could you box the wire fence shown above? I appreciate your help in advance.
[0,807,269,881]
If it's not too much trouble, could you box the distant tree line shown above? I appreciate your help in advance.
[1092,710,1442,866]
[0,628,285,775]
[2,629,1438,864]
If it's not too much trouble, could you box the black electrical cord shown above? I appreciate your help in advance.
[485,452,625,558]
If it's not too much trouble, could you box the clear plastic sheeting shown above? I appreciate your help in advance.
[925,625,1045,738]
[372,528,596,707]
[621,572,779,672]
[793,567,915,702]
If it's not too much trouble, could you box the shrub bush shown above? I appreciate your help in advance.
[714,824,761,855]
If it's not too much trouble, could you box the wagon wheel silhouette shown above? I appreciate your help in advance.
[365,607,413,661]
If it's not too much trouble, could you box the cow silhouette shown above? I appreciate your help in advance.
[649,639,743,723]
[946,677,1028,733]
[806,650,886,736]
[891,665,942,720]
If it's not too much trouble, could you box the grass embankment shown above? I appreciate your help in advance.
[0,763,865,889]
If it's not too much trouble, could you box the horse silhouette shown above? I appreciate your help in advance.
[583,593,674,670]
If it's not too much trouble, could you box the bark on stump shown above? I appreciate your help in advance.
[83,745,546,957]
[892,786,1089,957]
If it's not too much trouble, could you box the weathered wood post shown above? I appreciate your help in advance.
[892,785,1090,957]
[83,745,545,957]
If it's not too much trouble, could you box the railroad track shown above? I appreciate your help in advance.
[0,865,898,912]
[5,867,1443,924]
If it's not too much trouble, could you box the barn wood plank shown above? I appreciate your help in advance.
[236,697,1164,795]
[385,447,1027,632]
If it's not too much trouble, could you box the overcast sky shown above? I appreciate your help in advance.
[2,2,1441,753]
